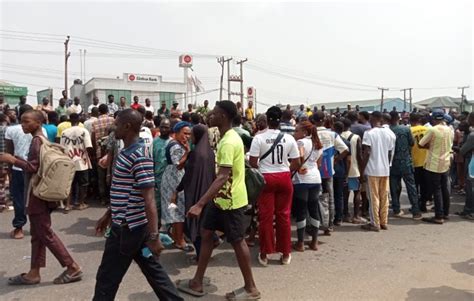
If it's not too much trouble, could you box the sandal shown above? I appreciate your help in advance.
[8,273,40,285]
[226,287,261,300]
[174,244,195,253]
[176,279,207,297]
[53,269,83,285]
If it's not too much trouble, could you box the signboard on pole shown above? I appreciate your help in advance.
[36,88,53,106]
[247,87,255,101]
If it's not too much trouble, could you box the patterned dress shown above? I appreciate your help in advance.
[160,142,186,224]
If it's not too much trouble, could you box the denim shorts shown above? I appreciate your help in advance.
[348,177,360,191]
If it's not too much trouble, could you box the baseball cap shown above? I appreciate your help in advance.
[173,100,179,105]
[431,109,445,120]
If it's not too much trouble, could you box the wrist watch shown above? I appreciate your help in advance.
[148,232,159,241]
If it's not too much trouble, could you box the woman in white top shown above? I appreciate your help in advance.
[292,121,324,252]
[249,106,300,266]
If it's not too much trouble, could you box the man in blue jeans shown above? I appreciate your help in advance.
[388,111,422,220]
[5,104,43,239]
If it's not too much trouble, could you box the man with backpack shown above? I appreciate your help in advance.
[311,112,349,234]
[0,109,82,285]
[340,118,364,224]
[333,121,351,226]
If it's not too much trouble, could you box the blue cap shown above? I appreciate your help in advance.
[443,113,453,124]
[432,109,445,120]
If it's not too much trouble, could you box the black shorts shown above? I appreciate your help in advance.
[202,201,246,243]
[73,170,89,187]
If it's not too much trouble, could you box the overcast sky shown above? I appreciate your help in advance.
[0,1,472,109]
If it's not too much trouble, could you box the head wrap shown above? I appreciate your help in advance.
[173,121,191,133]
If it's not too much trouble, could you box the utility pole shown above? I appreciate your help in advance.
[458,86,469,112]
[378,87,389,111]
[236,59,248,108]
[408,88,413,112]
[217,57,224,101]
[64,35,70,98]
[83,49,87,82]
[400,88,412,111]
[226,57,233,101]
[79,49,83,82]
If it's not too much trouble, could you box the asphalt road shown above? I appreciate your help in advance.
[0,194,472,301]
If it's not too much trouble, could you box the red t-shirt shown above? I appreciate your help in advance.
[131,103,141,110]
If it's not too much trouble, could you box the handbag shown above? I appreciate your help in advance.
[245,133,284,206]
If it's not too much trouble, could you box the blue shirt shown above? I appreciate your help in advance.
[110,140,155,230]
[42,124,58,143]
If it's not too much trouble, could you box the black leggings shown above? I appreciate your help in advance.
[293,184,321,242]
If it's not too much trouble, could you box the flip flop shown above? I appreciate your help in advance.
[8,273,40,285]
[53,270,83,285]
[176,277,211,286]
[226,287,261,300]
[176,279,207,297]
[174,244,195,252]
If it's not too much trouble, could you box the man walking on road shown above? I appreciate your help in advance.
[177,101,260,300]
[93,109,182,301]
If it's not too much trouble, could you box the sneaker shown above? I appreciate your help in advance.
[361,224,380,232]
[257,253,268,267]
[281,254,292,265]
[393,210,404,217]
[380,225,388,230]
[413,214,423,220]
[422,217,444,224]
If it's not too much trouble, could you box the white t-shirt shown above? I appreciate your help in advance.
[140,127,153,153]
[293,137,323,184]
[341,130,360,178]
[249,129,299,174]
[317,127,349,178]
[145,105,154,113]
[5,125,47,171]
[60,126,93,171]
[84,117,97,134]
[70,104,83,115]
[87,104,99,114]
[362,127,396,177]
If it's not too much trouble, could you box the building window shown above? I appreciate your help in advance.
[159,92,176,109]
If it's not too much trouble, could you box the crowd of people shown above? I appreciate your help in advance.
[0,89,472,300]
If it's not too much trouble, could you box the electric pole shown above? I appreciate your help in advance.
[378,87,389,111]
[408,88,413,112]
[83,49,87,82]
[217,57,224,101]
[226,57,233,101]
[458,86,469,111]
[64,35,70,98]
[400,88,412,111]
[236,58,248,107]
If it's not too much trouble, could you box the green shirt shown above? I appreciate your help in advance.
[214,129,247,210]
[152,137,170,187]
[55,105,68,118]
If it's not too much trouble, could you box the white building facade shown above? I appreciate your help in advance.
[71,73,187,113]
